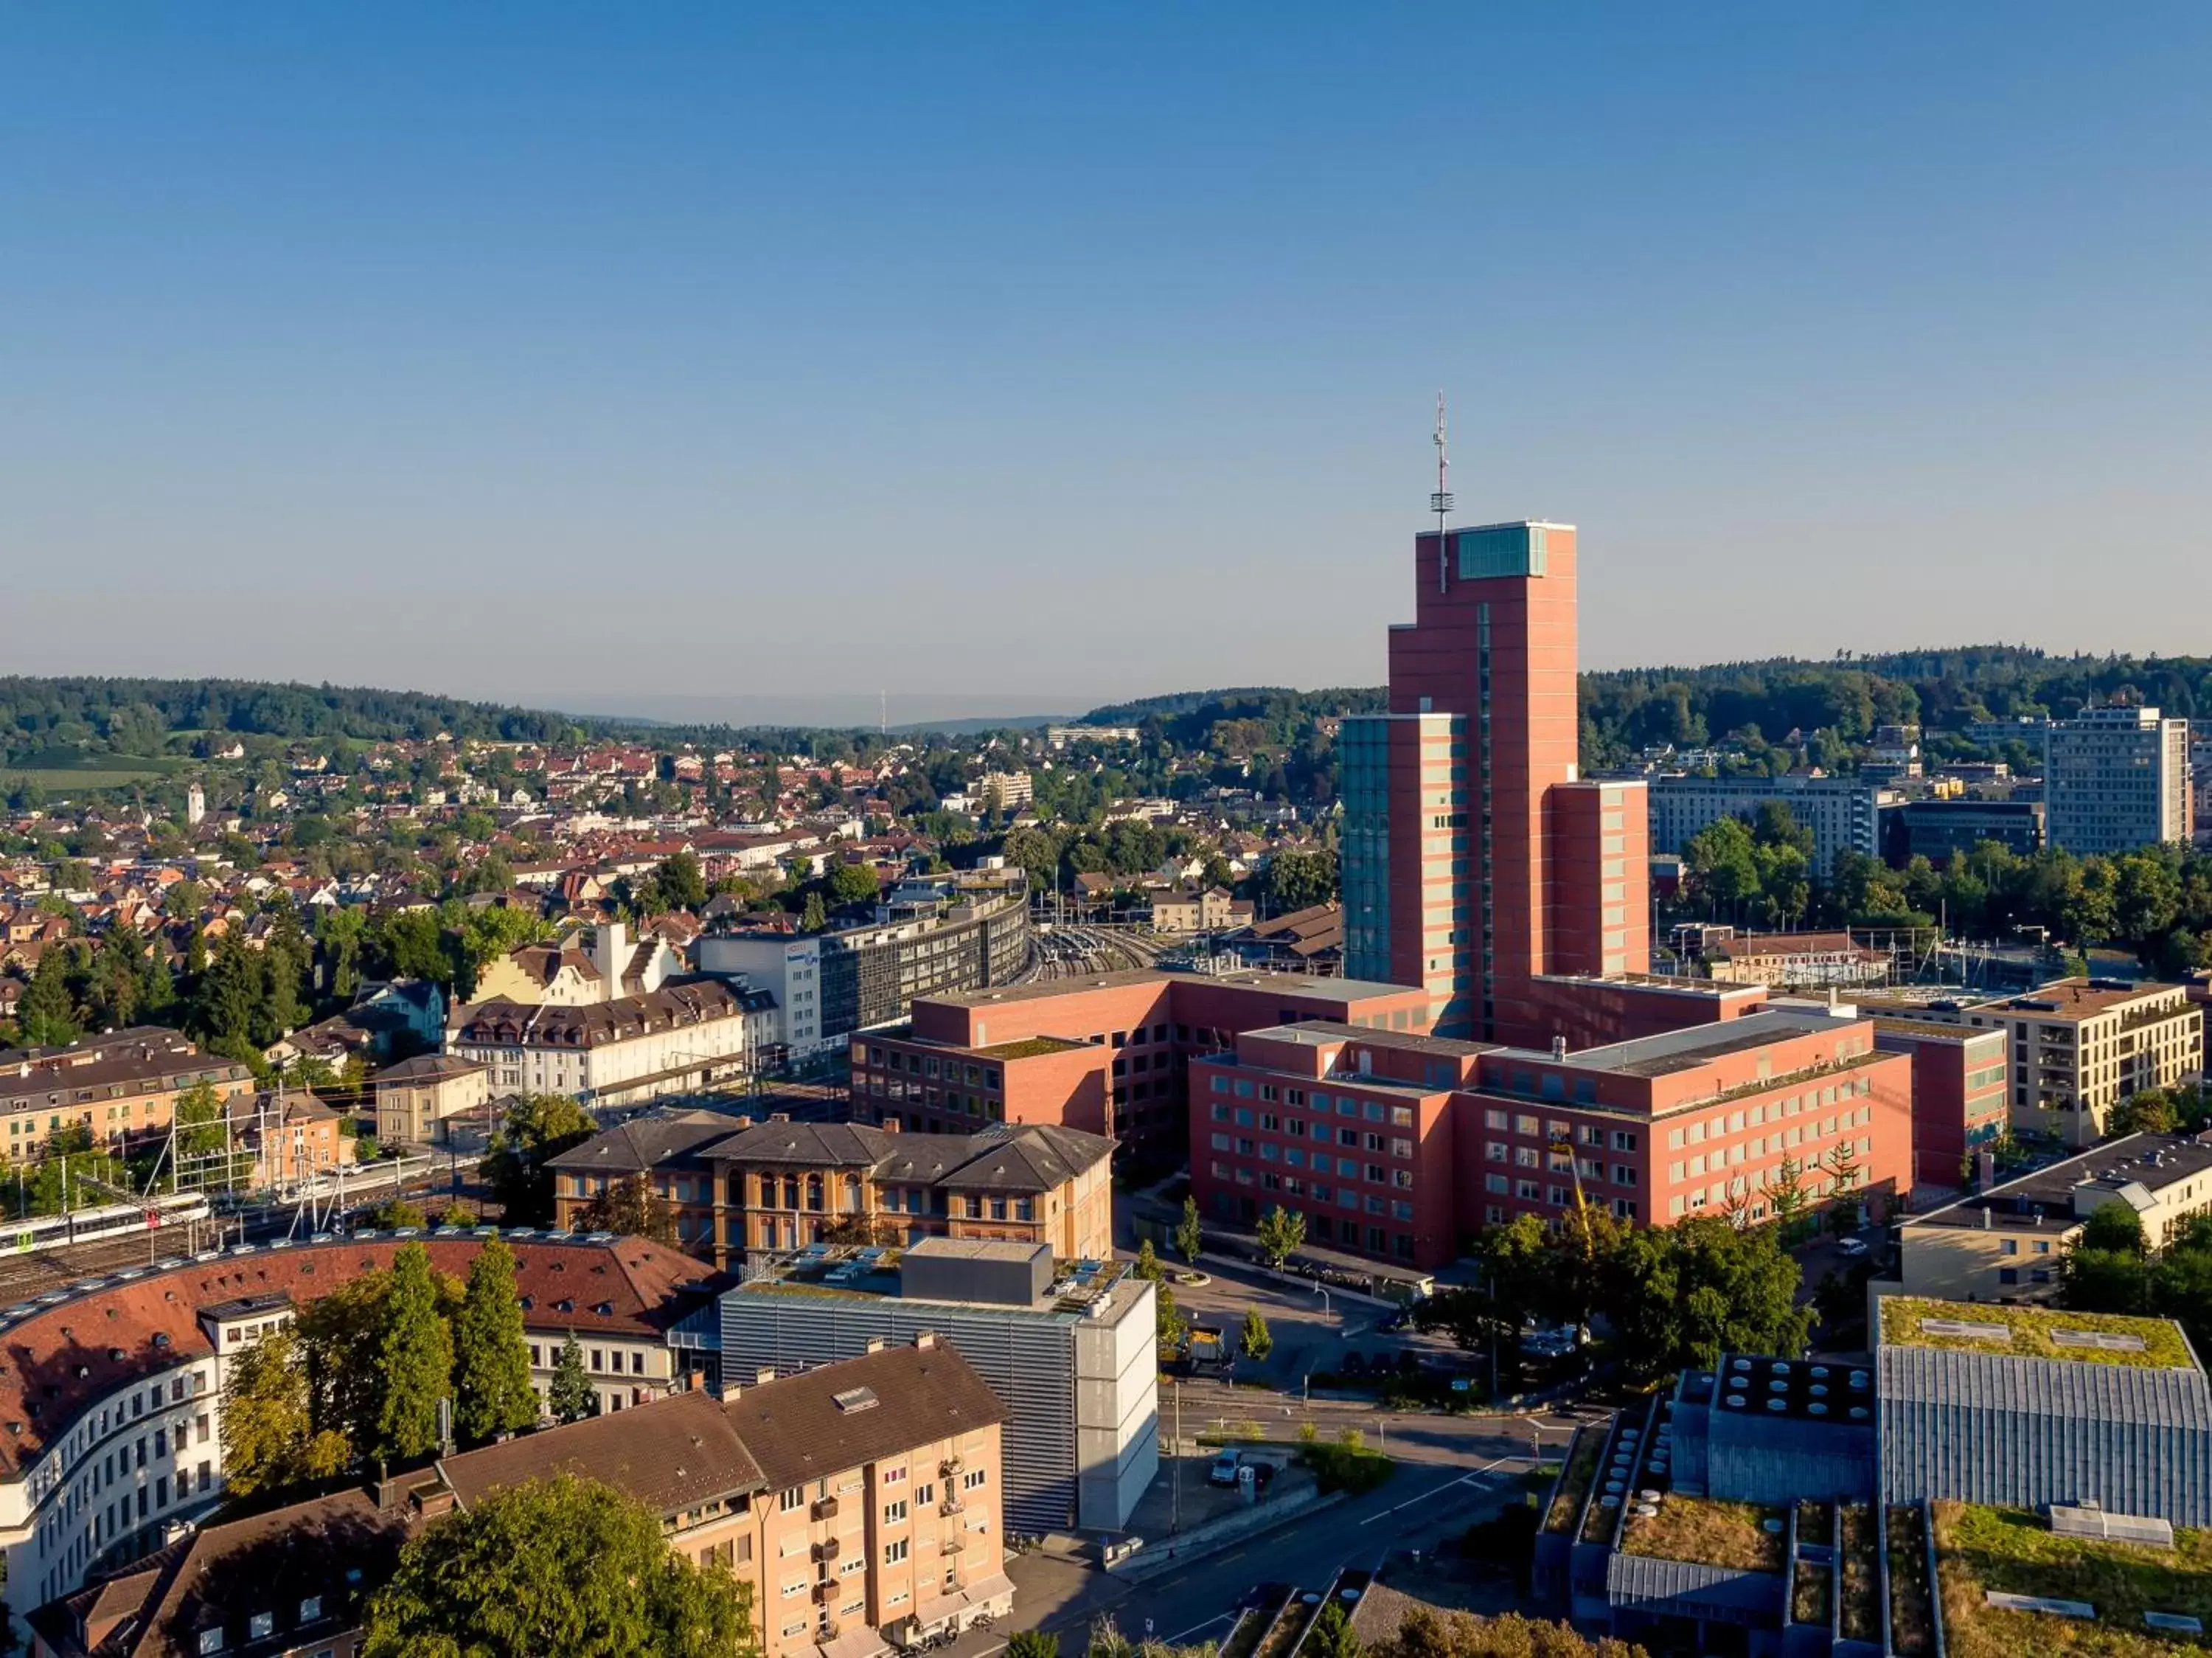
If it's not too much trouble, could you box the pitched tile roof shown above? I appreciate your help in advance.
[0,1236,714,1475]
[29,1486,411,1658]
[723,1341,1007,1491]
[437,1387,765,1513]
[545,1110,739,1176]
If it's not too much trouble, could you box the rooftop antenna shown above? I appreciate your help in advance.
[1430,390,1453,594]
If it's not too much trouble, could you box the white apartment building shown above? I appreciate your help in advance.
[448,979,751,1105]
[2045,704,2193,856]
[695,933,826,1054]
[0,1235,705,1644]
[1647,774,1884,878]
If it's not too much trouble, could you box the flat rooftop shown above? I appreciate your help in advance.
[1711,1354,1875,1427]
[1497,1009,1857,1078]
[902,1238,1048,1266]
[1879,1296,2197,1370]
[1867,1015,2006,1044]
[1981,977,2187,1022]
[925,965,1423,1010]
[1910,1134,2212,1231]
[1532,971,1763,1000]
[1248,1021,1495,1058]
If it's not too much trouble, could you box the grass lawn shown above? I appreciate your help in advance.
[1298,1439,1394,1496]
[1621,1496,1786,1573]
[1935,1502,2212,1657]
[2,766,174,791]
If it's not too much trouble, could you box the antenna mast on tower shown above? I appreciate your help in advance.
[1431,390,1454,594]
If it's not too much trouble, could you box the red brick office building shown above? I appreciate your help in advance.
[847,966,1432,1158]
[1190,1008,1913,1271]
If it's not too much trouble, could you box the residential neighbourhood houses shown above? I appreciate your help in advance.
[1,547,2211,1651]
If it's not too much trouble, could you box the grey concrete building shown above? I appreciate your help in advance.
[717,1241,1157,1535]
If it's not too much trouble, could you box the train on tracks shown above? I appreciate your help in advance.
[3,1192,215,1255]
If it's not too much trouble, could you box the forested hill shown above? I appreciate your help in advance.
[1577,646,2212,767]
[0,677,608,755]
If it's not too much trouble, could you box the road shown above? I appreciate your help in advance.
[981,1429,1558,1648]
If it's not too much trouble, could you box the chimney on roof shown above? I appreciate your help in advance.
[769,1112,790,1123]
[1982,1205,1992,1229]
[1551,1037,1568,1061]
[866,1336,887,1354]
[734,1115,754,1129]
[755,1366,776,1386]
[914,1331,936,1350]
[882,1120,900,1134]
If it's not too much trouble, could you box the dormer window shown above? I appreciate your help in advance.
[198,1631,223,1656]
[301,1596,322,1621]
[248,1613,273,1639]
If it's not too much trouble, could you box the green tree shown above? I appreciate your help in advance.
[1155,1283,1190,1354]
[361,1474,757,1658]
[375,1242,455,1461]
[17,951,80,1047]
[453,1239,540,1443]
[650,850,709,913]
[2109,1089,2180,1137]
[1240,1306,1273,1362]
[1255,1204,1306,1271]
[549,1333,596,1423]
[2062,1246,2151,1314]
[219,1327,352,1496]
[1007,1634,1061,1658]
[484,1093,597,1224]
[827,861,882,906]
[365,1197,428,1230]
[2079,1201,2149,1258]
[799,890,829,932]
[1264,848,1338,912]
[1601,1215,1810,1380]
[1174,1195,1204,1264]
[1133,1238,1164,1283]
[576,1173,678,1244]
[1766,1155,1810,1241]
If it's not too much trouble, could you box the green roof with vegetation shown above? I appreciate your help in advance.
[975,1036,1087,1060]
[1621,1495,1787,1573]
[1880,1296,2195,1370]
[1935,1502,2212,1657]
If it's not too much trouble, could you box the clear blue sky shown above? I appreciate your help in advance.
[6,4,2208,724]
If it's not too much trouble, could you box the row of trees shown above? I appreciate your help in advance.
[223,1240,558,1493]
[1415,1212,1812,1384]
[2059,1200,2212,1358]
[1676,807,2212,974]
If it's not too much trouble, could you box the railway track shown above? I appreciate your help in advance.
[0,1224,241,1303]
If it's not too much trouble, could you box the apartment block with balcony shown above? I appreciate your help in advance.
[433,1336,1012,1657]
[1899,977,2204,1147]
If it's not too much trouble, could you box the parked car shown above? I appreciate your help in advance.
[1837,1236,1869,1258]
[1208,1450,1244,1486]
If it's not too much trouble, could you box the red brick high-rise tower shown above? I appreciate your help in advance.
[1341,520,1649,1042]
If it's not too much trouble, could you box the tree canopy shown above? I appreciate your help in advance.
[361,1474,758,1658]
